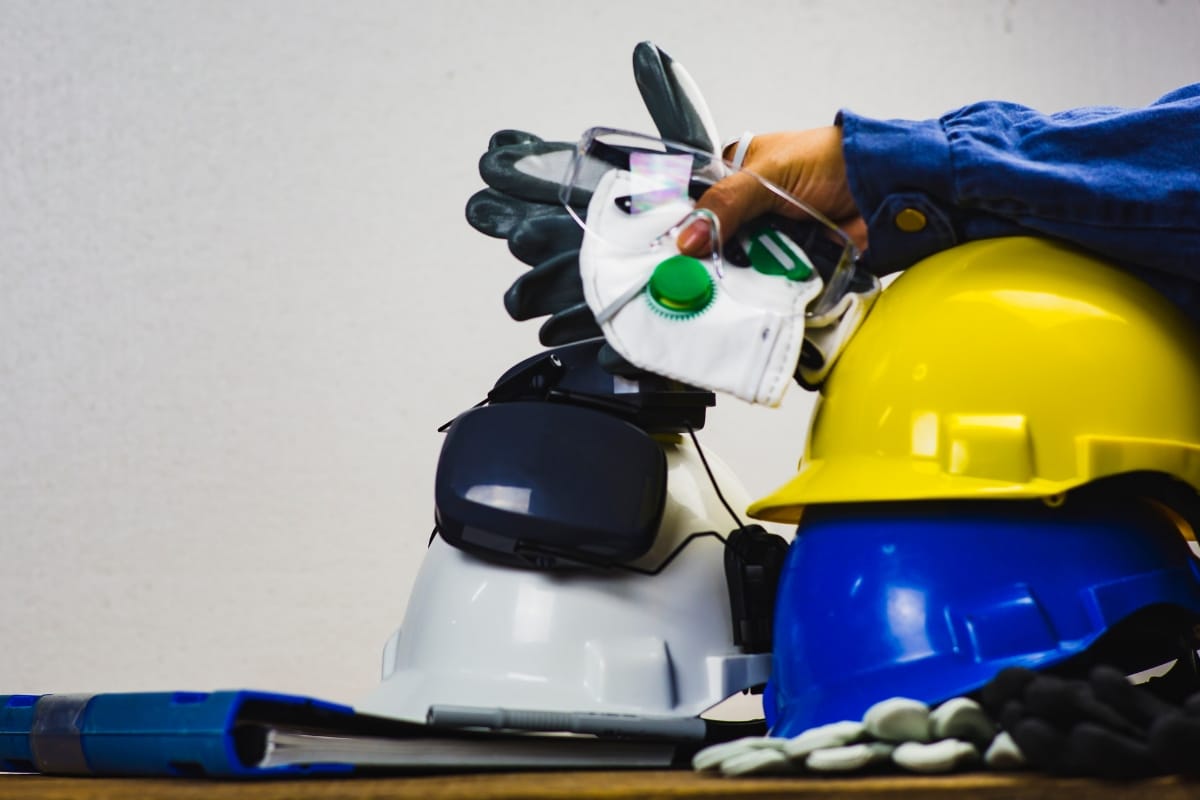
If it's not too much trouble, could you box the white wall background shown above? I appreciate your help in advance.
[1,0,1198,705]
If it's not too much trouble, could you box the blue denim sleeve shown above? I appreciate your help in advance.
[838,85,1200,321]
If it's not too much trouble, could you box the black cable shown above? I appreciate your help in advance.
[616,530,727,576]
[611,427,755,575]
[685,424,745,530]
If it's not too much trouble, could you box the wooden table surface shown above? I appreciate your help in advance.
[0,770,1196,800]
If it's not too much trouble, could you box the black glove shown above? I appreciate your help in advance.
[465,42,720,374]
[979,663,1200,779]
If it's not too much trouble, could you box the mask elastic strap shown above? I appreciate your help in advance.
[729,131,754,170]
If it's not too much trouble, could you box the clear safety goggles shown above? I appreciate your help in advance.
[559,127,862,321]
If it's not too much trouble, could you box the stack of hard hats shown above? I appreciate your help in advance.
[746,236,1200,736]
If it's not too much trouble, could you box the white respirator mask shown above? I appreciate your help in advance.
[562,128,875,405]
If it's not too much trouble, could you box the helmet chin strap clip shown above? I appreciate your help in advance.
[724,524,790,655]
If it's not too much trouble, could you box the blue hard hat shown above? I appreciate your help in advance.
[766,483,1200,736]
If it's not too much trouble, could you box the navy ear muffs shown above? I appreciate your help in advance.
[435,401,667,569]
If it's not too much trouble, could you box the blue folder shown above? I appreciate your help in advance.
[0,690,680,778]
[0,690,370,778]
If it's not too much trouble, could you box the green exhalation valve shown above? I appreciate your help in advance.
[647,255,714,317]
[746,229,815,281]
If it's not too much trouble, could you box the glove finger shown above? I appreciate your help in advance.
[720,747,794,776]
[538,303,602,346]
[479,138,587,207]
[1065,721,1162,780]
[1024,674,1137,735]
[1148,710,1200,774]
[508,212,583,266]
[863,697,931,743]
[691,736,780,772]
[892,739,979,774]
[979,666,1037,716]
[930,697,996,749]
[1089,664,1176,732]
[1020,674,1079,728]
[466,188,565,240]
[781,720,866,760]
[504,252,585,320]
[999,699,1026,734]
[983,730,1027,769]
[805,742,894,773]
[488,129,544,149]
[632,41,720,153]
[1009,717,1068,773]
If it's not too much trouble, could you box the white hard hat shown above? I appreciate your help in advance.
[358,435,773,725]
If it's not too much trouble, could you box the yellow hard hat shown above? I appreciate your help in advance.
[749,237,1200,524]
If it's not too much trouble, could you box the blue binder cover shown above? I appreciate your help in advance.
[0,690,683,778]
[0,690,362,778]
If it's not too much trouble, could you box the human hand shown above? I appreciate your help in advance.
[679,127,866,255]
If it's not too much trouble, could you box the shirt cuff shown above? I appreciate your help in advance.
[838,109,960,273]
[838,109,954,210]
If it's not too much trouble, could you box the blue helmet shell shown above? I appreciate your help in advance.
[766,490,1200,736]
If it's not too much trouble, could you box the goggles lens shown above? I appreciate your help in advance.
[560,127,862,319]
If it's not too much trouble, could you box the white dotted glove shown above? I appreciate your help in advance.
[693,696,1019,776]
